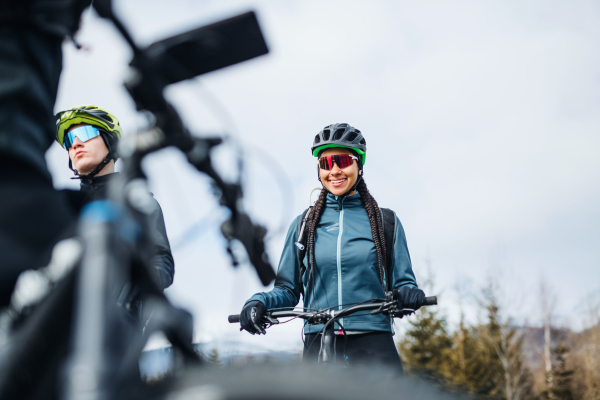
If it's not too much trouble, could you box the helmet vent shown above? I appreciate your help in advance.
[311,123,366,162]
[333,128,345,140]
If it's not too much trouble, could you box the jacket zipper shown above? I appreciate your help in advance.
[337,196,345,326]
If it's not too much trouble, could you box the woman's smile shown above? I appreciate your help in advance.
[329,177,347,187]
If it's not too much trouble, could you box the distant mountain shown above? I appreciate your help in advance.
[520,325,571,365]
[139,341,301,379]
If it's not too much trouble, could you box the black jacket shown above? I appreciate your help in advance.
[0,4,80,305]
[0,1,85,181]
[78,173,175,290]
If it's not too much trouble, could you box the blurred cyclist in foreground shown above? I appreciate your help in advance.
[0,0,92,306]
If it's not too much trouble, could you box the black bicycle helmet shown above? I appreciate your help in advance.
[311,123,367,165]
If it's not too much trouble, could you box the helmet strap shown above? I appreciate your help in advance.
[70,154,112,183]
[342,173,363,197]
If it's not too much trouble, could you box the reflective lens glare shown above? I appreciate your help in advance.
[64,125,101,149]
[318,154,357,170]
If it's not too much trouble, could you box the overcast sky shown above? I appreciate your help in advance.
[47,0,600,353]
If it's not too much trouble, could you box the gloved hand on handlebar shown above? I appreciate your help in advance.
[240,300,266,335]
[397,286,425,311]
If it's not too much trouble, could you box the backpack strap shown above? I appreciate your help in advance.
[380,208,397,292]
[295,207,312,296]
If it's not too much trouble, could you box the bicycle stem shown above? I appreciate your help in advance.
[318,310,337,364]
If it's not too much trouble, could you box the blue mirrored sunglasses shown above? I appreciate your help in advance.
[63,125,101,149]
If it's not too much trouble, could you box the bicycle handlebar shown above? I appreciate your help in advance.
[228,296,437,324]
[423,296,437,306]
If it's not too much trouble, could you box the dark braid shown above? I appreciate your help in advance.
[305,179,388,308]
[306,188,328,310]
[356,179,387,292]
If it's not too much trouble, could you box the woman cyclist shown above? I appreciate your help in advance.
[238,123,425,369]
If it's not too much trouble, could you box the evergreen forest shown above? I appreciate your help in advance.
[398,274,600,400]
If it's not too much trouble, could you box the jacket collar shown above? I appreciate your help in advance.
[80,172,118,193]
[325,191,362,208]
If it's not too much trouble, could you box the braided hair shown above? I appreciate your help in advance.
[305,179,387,308]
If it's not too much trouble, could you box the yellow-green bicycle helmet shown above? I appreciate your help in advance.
[56,105,122,146]
[55,105,123,180]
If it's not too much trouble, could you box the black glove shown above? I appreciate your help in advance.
[240,300,266,335]
[397,286,425,311]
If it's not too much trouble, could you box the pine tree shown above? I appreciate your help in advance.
[549,340,573,400]
[473,299,505,399]
[398,263,453,380]
[477,282,531,400]
[570,321,600,400]
[445,316,470,387]
[398,299,453,380]
[444,314,497,397]
[206,347,222,367]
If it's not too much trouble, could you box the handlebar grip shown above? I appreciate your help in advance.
[423,296,437,306]
[228,314,240,323]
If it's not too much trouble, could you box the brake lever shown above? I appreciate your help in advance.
[263,315,280,325]
[250,315,278,334]
[371,303,387,315]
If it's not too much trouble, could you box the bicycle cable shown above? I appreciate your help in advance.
[266,305,320,313]
[191,79,293,239]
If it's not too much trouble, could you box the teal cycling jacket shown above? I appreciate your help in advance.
[247,192,418,334]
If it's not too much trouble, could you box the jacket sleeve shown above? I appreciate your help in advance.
[246,215,303,310]
[391,216,418,289]
[148,198,175,290]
